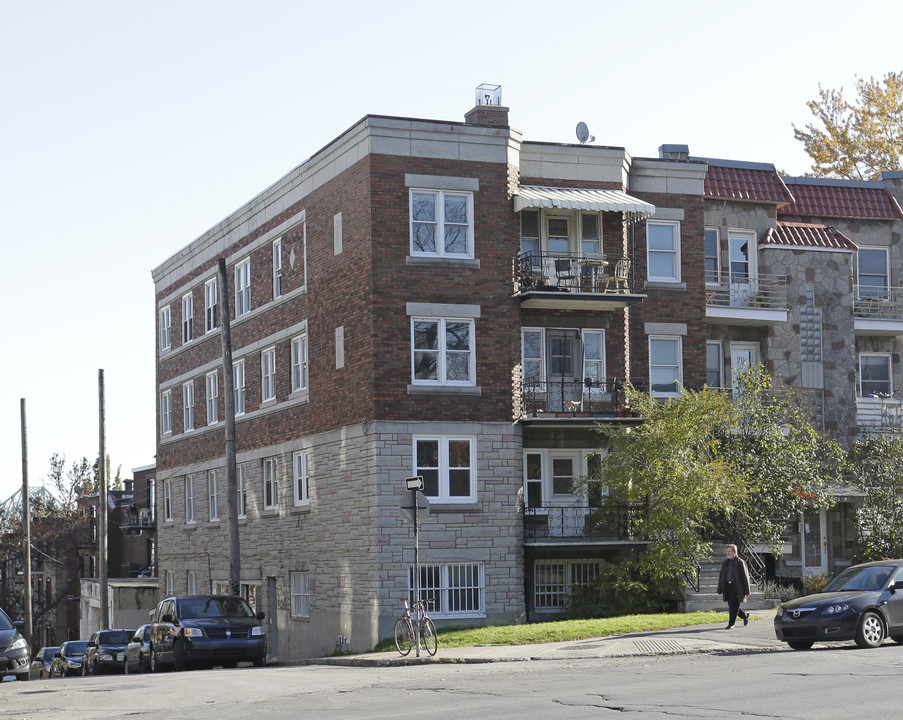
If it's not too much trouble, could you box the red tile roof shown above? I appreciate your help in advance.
[704,164,794,204]
[780,180,903,220]
[762,222,858,251]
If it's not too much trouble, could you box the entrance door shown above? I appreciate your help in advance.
[728,230,756,305]
[547,330,582,411]
[730,343,759,396]
[801,509,828,576]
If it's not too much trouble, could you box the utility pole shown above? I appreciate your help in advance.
[218,258,241,597]
[98,370,109,629]
[20,399,32,641]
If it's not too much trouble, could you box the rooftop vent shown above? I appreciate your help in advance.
[659,144,689,161]
[465,84,508,128]
[475,83,502,106]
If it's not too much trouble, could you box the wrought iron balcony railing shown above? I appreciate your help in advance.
[520,377,641,416]
[515,252,635,295]
[524,502,647,542]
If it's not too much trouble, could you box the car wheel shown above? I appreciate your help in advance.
[149,647,158,673]
[81,662,88,677]
[855,611,886,648]
[173,640,187,672]
[123,657,130,674]
[252,657,265,667]
[786,640,814,650]
[15,672,30,681]
[139,652,149,673]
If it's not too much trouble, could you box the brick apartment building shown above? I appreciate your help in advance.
[152,86,903,660]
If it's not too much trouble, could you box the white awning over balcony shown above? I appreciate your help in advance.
[514,186,655,216]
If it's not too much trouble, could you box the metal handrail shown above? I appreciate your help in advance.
[515,251,635,295]
[520,377,643,416]
[853,285,903,320]
[705,272,788,310]
[523,502,647,541]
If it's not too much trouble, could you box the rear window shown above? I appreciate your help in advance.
[66,641,88,654]
[98,630,132,644]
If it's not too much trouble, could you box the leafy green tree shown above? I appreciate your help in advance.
[793,71,903,180]
[848,433,903,560]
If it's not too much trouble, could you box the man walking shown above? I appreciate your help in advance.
[717,544,751,629]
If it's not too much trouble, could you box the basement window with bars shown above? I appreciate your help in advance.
[533,559,603,612]
[408,562,484,618]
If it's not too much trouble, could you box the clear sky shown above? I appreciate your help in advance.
[2,0,901,501]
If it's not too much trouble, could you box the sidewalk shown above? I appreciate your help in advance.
[306,609,785,666]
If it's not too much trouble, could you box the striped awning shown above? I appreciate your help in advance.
[514,186,655,216]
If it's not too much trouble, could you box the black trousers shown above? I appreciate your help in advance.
[726,594,748,627]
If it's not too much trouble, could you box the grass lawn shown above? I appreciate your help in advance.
[373,611,730,652]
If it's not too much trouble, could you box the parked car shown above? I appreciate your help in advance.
[82,629,135,675]
[149,595,266,671]
[29,646,59,679]
[0,608,30,681]
[774,559,903,649]
[123,624,152,674]
[51,640,89,677]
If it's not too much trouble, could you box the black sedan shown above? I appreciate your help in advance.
[82,629,135,675]
[30,646,59,679]
[50,640,89,677]
[123,624,152,674]
[775,559,903,649]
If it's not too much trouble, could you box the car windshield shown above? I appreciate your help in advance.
[821,565,894,592]
[66,641,88,655]
[0,610,14,631]
[178,596,255,619]
[98,631,132,644]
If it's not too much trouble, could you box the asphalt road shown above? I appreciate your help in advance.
[4,631,903,719]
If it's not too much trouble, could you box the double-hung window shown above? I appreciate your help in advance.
[704,227,720,284]
[858,248,889,298]
[206,371,219,425]
[521,329,543,386]
[706,341,723,388]
[182,381,194,432]
[291,333,308,392]
[860,353,892,397]
[649,336,682,396]
[185,475,195,524]
[204,277,218,332]
[237,465,247,518]
[159,306,172,351]
[290,571,310,618]
[293,451,309,506]
[208,470,219,521]
[235,259,251,317]
[411,318,475,385]
[261,347,276,402]
[646,220,681,282]
[414,436,476,502]
[410,189,473,258]
[161,390,172,436]
[162,479,173,521]
[233,359,246,415]
[263,458,278,510]
[182,292,193,343]
[583,330,605,383]
[273,238,283,299]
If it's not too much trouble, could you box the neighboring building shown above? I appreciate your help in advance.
[79,578,158,639]
[152,87,708,660]
[699,157,903,580]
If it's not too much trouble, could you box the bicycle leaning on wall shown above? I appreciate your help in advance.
[394,596,438,656]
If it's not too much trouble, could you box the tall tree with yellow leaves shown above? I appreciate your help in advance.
[794,71,903,180]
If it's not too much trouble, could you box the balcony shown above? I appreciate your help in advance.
[519,377,643,423]
[705,273,789,326]
[854,286,903,336]
[857,394,903,433]
[524,502,647,545]
[120,506,156,530]
[515,252,645,310]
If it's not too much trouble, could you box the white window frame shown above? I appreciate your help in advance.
[293,451,310,506]
[728,229,757,282]
[237,465,247,518]
[261,346,277,402]
[162,479,173,521]
[263,458,278,510]
[649,335,683,397]
[646,220,681,283]
[521,328,544,384]
[706,341,723,388]
[206,371,219,425]
[291,333,309,393]
[235,258,251,317]
[582,329,606,383]
[704,227,721,285]
[159,305,172,351]
[164,570,174,595]
[858,247,890,298]
[547,215,570,254]
[290,571,310,618]
[233,359,246,416]
[204,277,218,332]
[859,352,892,397]
[580,212,602,255]
[409,189,474,258]
[187,571,197,595]
[182,292,194,343]
[182,381,194,432]
[533,559,602,613]
[185,475,195,524]
[413,436,476,503]
[208,470,219,521]
[273,238,283,299]
[410,562,484,619]
[161,390,172,436]
[411,317,475,386]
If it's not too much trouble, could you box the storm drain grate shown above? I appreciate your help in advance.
[632,638,685,654]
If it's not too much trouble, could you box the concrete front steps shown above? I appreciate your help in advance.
[680,546,780,613]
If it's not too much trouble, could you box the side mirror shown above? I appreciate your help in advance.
[54,651,62,658]
[87,642,97,648]
[161,613,173,623]
[892,580,903,592]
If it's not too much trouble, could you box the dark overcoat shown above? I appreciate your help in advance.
[717,557,751,602]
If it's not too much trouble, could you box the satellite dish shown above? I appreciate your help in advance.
[576,122,594,144]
